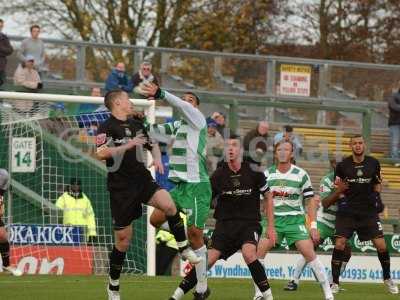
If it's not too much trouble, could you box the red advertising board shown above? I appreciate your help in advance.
[10,246,94,275]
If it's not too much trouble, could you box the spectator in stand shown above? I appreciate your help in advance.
[131,61,159,97]
[91,87,102,97]
[105,62,132,93]
[211,111,226,136]
[56,178,97,242]
[243,121,270,166]
[18,25,47,76]
[0,19,13,89]
[206,118,224,173]
[274,125,303,160]
[388,87,400,163]
[13,55,42,92]
[78,87,102,114]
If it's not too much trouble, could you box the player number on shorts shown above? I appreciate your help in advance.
[299,225,308,234]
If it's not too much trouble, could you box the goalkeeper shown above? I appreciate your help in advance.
[142,83,212,299]
[0,169,22,276]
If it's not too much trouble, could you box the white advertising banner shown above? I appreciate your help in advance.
[182,252,400,283]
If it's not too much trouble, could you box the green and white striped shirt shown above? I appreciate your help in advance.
[148,91,209,183]
[317,171,337,229]
[265,164,314,216]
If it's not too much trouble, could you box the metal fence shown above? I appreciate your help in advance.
[6,35,400,128]
[7,35,400,98]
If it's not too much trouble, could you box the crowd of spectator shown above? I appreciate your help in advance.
[1,20,399,169]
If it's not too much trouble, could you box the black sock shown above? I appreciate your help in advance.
[167,212,187,251]
[378,251,391,280]
[0,241,10,267]
[109,246,126,290]
[340,244,352,275]
[248,260,270,293]
[343,244,352,263]
[331,248,344,284]
[179,267,198,293]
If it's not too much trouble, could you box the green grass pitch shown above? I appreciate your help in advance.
[0,275,398,300]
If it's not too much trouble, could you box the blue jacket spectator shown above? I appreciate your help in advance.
[274,125,303,158]
[105,62,133,93]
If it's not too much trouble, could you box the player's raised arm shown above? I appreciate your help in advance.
[146,120,178,143]
[142,83,206,130]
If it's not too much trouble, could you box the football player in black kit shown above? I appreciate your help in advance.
[0,169,22,276]
[168,134,276,300]
[96,89,200,300]
[327,134,398,294]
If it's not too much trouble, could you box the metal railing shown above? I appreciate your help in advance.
[8,35,400,104]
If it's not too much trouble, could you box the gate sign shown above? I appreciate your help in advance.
[11,137,36,173]
[280,64,311,96]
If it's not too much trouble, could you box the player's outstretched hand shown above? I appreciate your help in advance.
[149,159,165,175]
[127,134,147,149]
[310,228,320,246]
[267,226,277,246]
[142,83,162,99]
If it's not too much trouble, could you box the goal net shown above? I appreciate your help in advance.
[0,92,156,276]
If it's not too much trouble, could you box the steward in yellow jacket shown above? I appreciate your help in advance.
[56,178,96,241]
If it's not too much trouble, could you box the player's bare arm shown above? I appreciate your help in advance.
[150,142,164,175]
[265,192,276,246]
[374,183,382,193]
[322,179,348,209]
[307,195,320,245]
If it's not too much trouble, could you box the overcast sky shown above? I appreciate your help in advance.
[2,15,56,38]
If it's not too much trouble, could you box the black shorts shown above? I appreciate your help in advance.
[334,214,383,241]
[109,173,161,230]
[210,220,261,260]
[0,218,4,227]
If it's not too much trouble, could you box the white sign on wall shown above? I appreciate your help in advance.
[280,64,311,97]
[11,137,36,173]
[182,252,400,283]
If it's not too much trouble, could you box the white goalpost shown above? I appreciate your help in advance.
[0,91,156,276]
